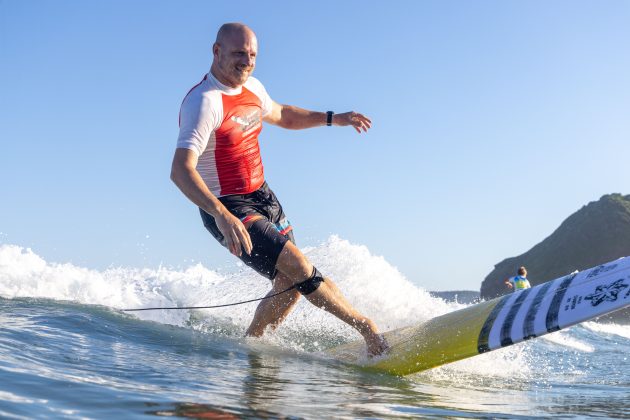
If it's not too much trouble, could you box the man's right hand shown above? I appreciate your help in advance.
[215,211,253,257]
[171,148,253,257]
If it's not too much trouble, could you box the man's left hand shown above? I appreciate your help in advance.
[334,111,372,133]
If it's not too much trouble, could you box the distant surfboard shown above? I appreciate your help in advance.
[327,256,630,375]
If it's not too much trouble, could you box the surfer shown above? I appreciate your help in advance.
[170,23,388,356]
[504,266,531,291]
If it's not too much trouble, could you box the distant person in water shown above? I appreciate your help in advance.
[505,266,531,291]
[170,22,387,356]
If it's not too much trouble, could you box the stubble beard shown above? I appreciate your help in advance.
[217,60,252,87]
[233,66,252,85]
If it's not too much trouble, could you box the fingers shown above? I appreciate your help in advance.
[240,224,253,255]
[232,223,252,256]
[226,232,241,256]
[355,113,372,132]
[341,111,371,133]
[218,215,252,257]
[226,227,252,256]
[354,115,371,133]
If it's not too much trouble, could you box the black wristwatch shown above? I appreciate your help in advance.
[326,111,334,126]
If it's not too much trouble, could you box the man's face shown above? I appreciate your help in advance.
[213,30,258,88]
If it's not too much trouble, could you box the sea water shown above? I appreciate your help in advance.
[0,237,628,419]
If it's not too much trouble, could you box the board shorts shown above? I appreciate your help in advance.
[199,182,295,280]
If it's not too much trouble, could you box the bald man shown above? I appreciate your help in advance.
[171,23,387,356]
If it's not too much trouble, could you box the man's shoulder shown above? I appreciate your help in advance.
[182,77,223,110]
[244,77,272,113]
[245,76,265,89]
[244,76,268,97]
[186,77,223,99]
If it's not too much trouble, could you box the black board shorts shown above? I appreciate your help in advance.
[200,182,295,280]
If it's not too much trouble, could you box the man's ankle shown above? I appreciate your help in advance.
[355,318,378,337]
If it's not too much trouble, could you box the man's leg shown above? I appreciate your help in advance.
[239,215,303,337]
[246,272,301,337]
[273,241,388,356]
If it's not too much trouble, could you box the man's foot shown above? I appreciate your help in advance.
[365,332,389,357]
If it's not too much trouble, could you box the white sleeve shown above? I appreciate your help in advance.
[176,91,221,156]
[246,77,273,117]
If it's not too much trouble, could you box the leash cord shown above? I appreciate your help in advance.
[122,283,298,312]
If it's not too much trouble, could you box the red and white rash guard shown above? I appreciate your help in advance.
[177,72,273,197]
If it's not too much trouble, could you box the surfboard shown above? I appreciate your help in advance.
[327,256,630,376]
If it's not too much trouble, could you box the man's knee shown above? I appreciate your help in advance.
[295,266,325,295]
[273,273,300,296]
[275,241,324,295]
[277,241,312,276]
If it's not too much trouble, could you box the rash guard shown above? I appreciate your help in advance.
[177,72,273,197]
[508,275,531,290]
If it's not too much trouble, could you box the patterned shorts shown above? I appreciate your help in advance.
[200,182,295,280]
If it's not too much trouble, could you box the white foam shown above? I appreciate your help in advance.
[541,330,594,352]
[0,238,458,338]
[583,321,630,339]
[423,341,533,382]
[279,236,457,334]
[0,244,237,327]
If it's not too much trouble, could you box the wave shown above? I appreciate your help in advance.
[541,330,595,352]
[0,237,456,338]
[583,321,630,340]
[1,238,621,380]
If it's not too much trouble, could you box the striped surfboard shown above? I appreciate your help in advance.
[326,256,630,376]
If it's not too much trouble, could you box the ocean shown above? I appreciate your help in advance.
[1,237,628,419]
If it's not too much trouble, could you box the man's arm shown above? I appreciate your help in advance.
[170,148,252,256]
[263,101,371,133]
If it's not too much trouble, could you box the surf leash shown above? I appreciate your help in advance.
[122,282,300,312]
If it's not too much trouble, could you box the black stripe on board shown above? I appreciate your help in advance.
[477,295,511,354]
[500,288,533,347]
[545,273,578,333]
[523,281,554,340]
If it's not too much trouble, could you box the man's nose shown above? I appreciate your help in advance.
[243,55,254,67]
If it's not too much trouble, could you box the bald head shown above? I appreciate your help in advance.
[210,23,258,88]
[215,23,256,45]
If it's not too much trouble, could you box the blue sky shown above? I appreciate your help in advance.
[1,1,629,291]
